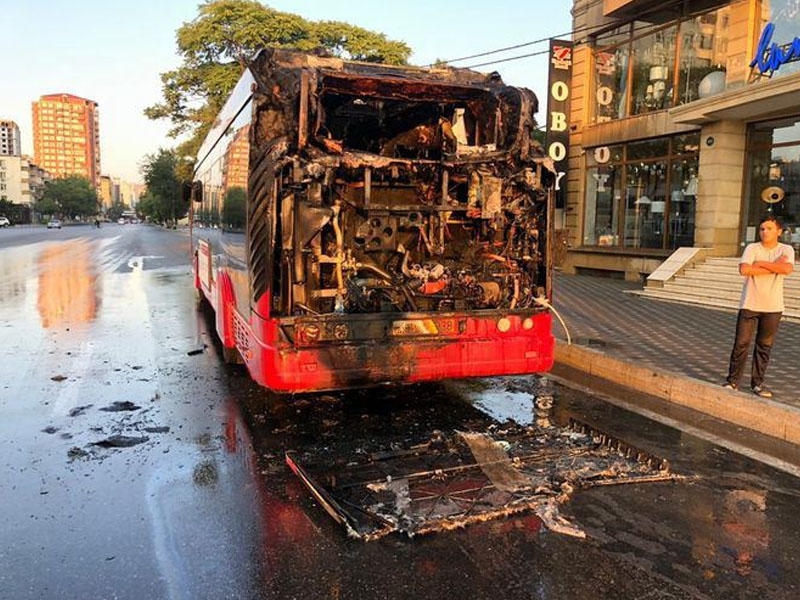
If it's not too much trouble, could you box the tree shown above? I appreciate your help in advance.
[38,176,99,219]
[136,192,164,224]
[140,149,185,226]
[35,195,59,217]
[145,0,411,155]
[0,199,12,216]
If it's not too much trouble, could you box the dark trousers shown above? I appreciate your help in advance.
[726,309,782,388]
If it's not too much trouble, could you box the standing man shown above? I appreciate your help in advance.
[724,215,794,398]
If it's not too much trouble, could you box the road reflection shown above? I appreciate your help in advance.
[0,251,29,304]
[37,239,99,328]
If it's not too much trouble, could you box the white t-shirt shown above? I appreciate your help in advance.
[738,242,795,312]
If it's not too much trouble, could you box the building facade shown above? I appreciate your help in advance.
[32,93,100,187]
[562,0,800,279]
[98,175,113,211]
[0,120,22,156]
[118,180,142,209]
[0,155,50,223]
[27,159,49,207]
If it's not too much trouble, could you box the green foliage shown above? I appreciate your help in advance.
[312,21,410,63]
[222,187,246,230]
[38,176,99,219]
[35,195,59,216]
[0,198,15,218]
[139,149,187,225]
[145,0,411,149]
[137,192,164,223]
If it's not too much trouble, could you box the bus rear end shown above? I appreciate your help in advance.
[193,49,555,393]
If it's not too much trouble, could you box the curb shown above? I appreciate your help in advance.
[555,342,800,445]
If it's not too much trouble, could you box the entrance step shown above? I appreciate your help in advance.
[634,251,800,321]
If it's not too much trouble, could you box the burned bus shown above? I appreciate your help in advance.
[190,48,556,393]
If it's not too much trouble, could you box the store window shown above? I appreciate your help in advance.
[585,144,623,246]
[743,118,800,247]
[593,7,730,123]
[584,133,699,250]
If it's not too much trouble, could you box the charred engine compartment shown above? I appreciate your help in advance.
[252,51,555,318]
[278,158,550,316]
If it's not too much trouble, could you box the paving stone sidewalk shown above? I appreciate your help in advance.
[552,273,800,408]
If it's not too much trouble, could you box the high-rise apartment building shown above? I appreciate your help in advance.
[32,93,100,187]
[0,120,21,156]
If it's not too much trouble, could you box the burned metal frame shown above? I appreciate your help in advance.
[247,49,555,320]
[286,419,677,541]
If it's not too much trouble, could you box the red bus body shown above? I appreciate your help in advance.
[191,49,556,393]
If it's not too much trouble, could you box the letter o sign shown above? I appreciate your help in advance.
[594,146,611,164]
[551,81,569,102]
[549,142,567,162]
[596,86,613,106]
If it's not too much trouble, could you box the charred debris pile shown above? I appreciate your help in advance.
[286,417,676,541]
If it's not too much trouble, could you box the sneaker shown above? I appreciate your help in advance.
[722,382,737,390]
[751,385,773,398]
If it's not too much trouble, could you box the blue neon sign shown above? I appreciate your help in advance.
[750,22,800,75]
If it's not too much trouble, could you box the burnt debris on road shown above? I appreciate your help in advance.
[286,410,676,540]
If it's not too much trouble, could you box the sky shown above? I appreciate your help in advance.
[2,0,572,183]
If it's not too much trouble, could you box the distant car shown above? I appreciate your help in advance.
[118,218,126,224]
[0,216,10,227]
[47,219,62,229]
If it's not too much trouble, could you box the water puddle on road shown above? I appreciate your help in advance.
[444,376,555,426]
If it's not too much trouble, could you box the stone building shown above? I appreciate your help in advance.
[561,0,800,279]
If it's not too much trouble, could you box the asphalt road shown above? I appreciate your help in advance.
[1,224,799,599]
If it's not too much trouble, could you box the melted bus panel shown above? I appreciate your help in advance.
[192,48,557,392]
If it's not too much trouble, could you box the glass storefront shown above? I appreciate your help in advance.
[741,1,800,246]
[744,118,800,247]
[593,8,730,123]
[585,133,700,250]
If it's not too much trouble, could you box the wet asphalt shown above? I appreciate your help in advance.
[1,224,799,599]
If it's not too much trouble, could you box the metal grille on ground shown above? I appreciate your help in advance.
[286,418,677,540]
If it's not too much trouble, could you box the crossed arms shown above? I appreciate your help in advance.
[740,253,794,276]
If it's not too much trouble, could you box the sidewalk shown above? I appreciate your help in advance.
[551,272,800,444]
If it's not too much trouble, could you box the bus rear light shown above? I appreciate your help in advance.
[497,317,511,333]
[522,318,534,330]
[390,319,439,337]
